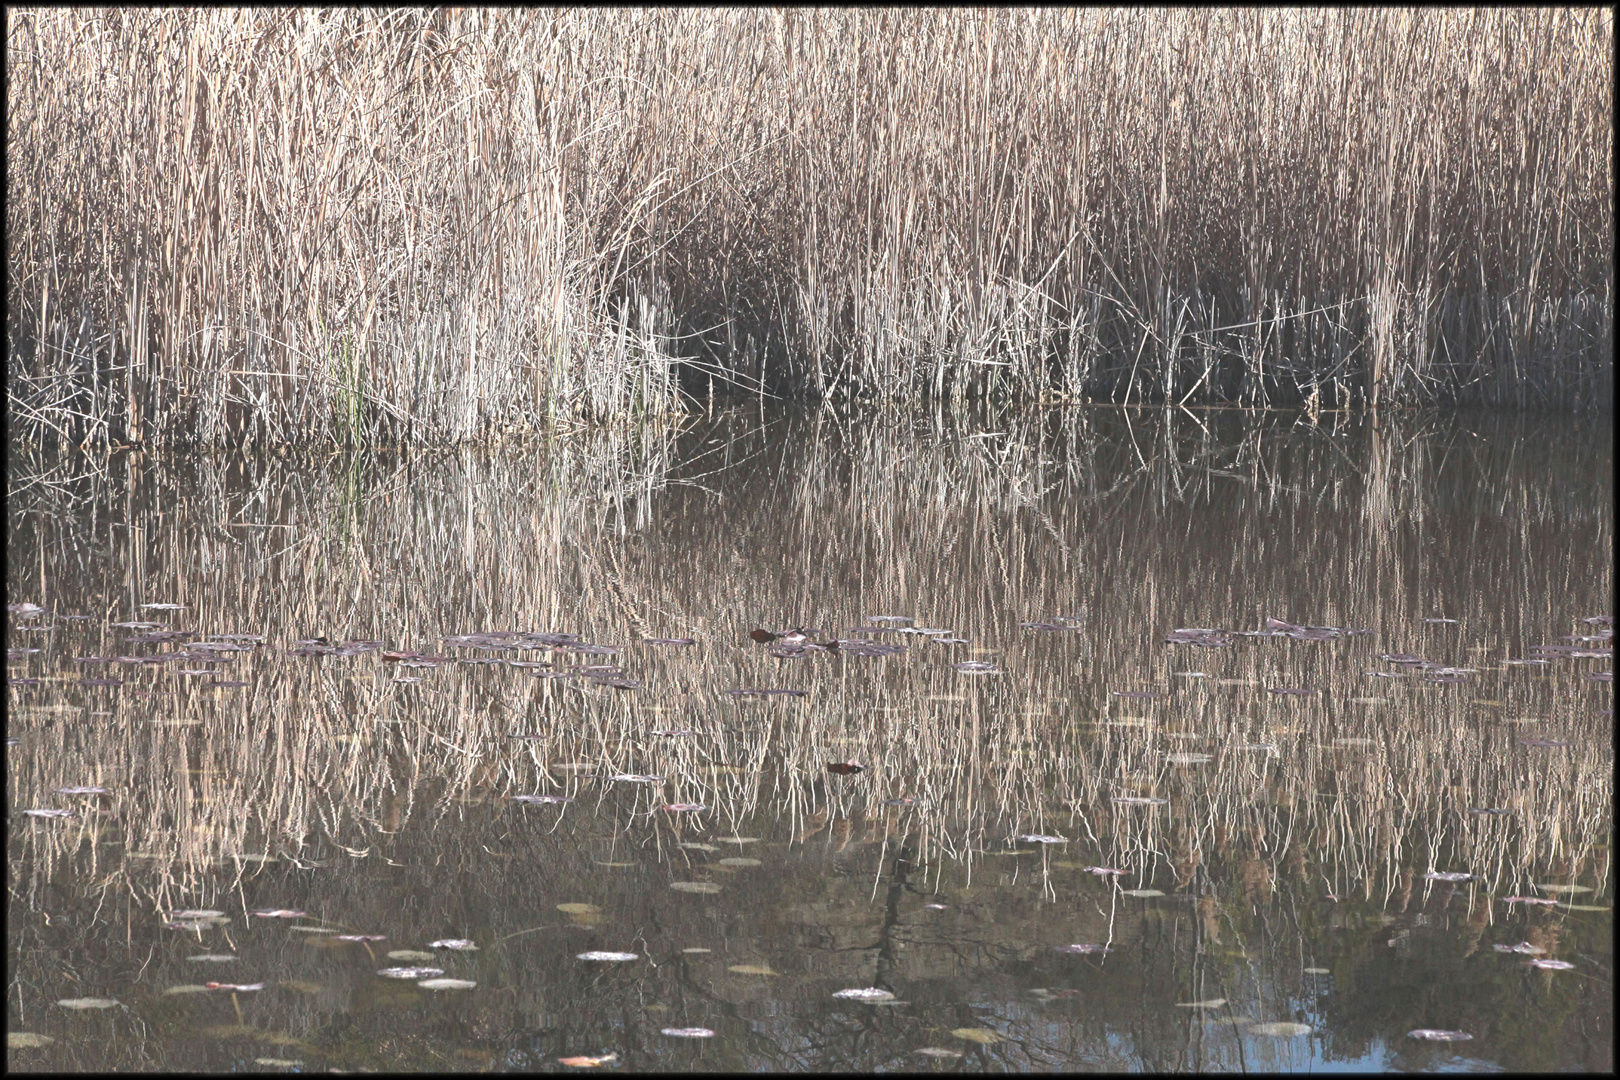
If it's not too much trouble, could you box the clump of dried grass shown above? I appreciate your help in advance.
[7,9,1612,447]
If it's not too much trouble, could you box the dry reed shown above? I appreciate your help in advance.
[6,9,1612,448]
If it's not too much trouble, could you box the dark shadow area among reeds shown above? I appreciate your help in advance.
[7,9,1613,448]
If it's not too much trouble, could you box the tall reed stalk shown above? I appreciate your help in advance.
[8,9,1612,447]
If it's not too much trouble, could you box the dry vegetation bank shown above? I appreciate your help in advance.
[7,8,1613,446]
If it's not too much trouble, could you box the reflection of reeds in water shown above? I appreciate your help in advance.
[7,9,1612,449]
[8,410,1612,919]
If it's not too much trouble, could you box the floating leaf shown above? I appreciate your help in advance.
[670,882,723,894]
[1111,797,1167,806]
[559,1054,619,1067]
[163,984,212,995]
[57,998,120,1009]
[1408,1029,1472,1041]
[719,857,761,867]
[834,988,896,1002]
[557,903,602,916]
[334,934,386,942]
[1500,897,1557,906]
[418,978,476,990]
[1517,738,1570,748]
[679,843,718,852]
[428,939,478,951]
[513,794,573,805]
[1537,884,1594,895]
[649,730,695,737]
[664,803,707,812]
[609,774,664,784]
[1016,834,1067,844]
[377,967,443,979]
[915,1047,963,1058]
[951,1027,1004,1044]
[826,763,864,775]
[55,786,109,795]
[187,954,238,962]
[1083,866,1127,876]
[577,951,638,962]
[1246,1022,1312,1037]
[1528,959,1575,970]
[1121,889,1166,898]
[9,1032,55,1047]
[204,982,265,992]
[952,661,999,674]
[661,1027,715,1038]
[253,1061,303,1069]
[170,909,225,919]
[1492,942,1545,955]
[681,947,712,954]
[727,964,777,976]
[714,836,761,844]
[1166,753,1213,764]
[1176,998,1228,1009]
[386,950,437,961]
[1423,871,1471,882]
[23,809,75,819]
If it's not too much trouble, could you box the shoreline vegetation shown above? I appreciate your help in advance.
[7,8,1613,448]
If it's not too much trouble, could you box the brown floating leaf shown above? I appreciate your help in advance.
[826,762,864,775]
[749,629,776,643]
[559,1054,619,1067]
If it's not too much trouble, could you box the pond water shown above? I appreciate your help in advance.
[6,407,1612,1072]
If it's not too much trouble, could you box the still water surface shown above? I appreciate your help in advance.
[7,407,1612,1072]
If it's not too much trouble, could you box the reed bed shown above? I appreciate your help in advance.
[7,9,1612,448]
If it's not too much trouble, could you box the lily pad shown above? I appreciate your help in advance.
[577,951,639,962]
[386,950,436,962]
[1537,884,1594,895]
[417,978,476,990]
[670,882,723,894]
[952,1027,1004,1044]
[428,938,478,951]
[1121,889,1166,898]
[660,1027,715,1038]
[377,966,443,979]
[1176,998,1227,1009]
[557,903,602,916]
[719,857,761,867]
[833,988,895,1002]
[1246,1022,1312,1037]
[57,998,120,1009]
[727,964,777,976]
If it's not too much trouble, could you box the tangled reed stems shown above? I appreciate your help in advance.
[7,9,1613,447]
